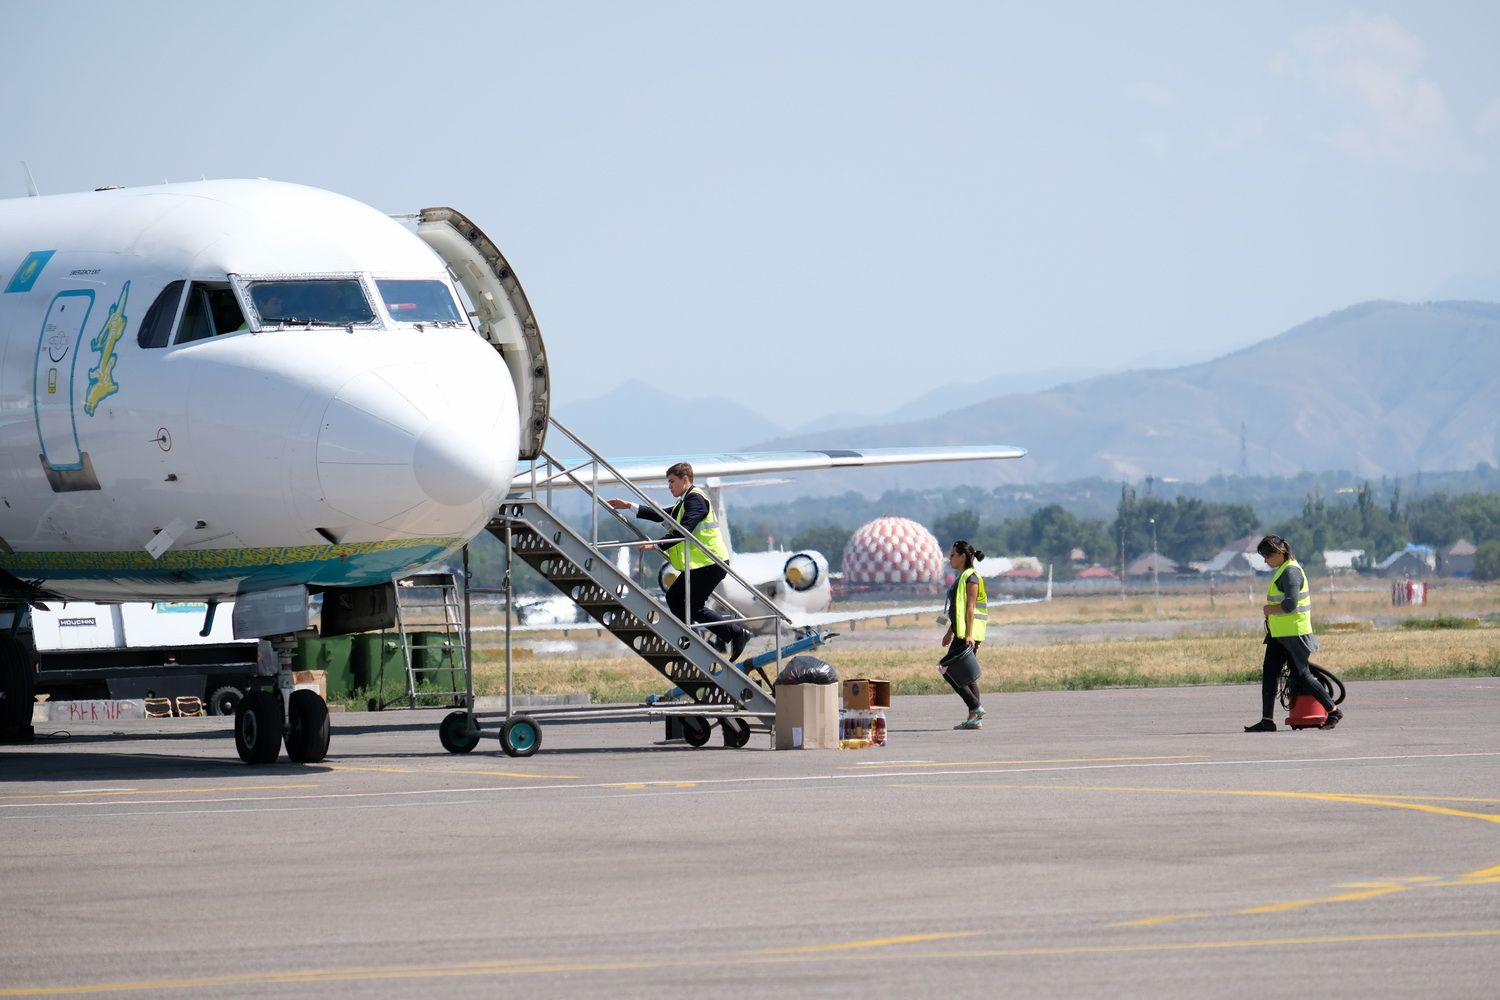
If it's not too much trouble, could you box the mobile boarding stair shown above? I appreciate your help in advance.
[439,419,798,757]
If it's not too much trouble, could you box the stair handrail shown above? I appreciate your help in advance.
[514,417,792,633]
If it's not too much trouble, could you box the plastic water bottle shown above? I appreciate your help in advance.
[873,709,887,746]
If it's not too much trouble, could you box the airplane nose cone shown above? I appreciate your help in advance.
[317,362,518,530]
[413,420,496,506]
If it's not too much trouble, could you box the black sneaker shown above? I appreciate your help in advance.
[1244,719,1277,732]
[728,628,750,662]
[1321,708,1343,730]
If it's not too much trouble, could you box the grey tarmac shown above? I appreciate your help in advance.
[1,677,1497,999]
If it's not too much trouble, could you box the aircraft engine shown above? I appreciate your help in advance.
[782,552,821,592]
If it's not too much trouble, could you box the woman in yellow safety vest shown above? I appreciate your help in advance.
[1245,534,1342,732]
[939,540,989,730]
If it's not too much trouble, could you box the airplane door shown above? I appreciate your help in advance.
[415,208,549,460]
[32,290,98,489]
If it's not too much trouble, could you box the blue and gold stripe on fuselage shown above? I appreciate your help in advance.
[0,537,460,591]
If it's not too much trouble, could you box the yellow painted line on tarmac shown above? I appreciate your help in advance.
[892,781,1500,828]
[1333,793,1500,805]
[1237,885,1410,914]
[323,764,575,780]
[6,929,1500,995]
[891,781,1500,927]
[0,784,316,802]
[755,931,982,954]
[846,755,1200,769]
[611,781,698,790]
[1113,913,1212,927]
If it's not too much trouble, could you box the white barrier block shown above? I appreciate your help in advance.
[34,700,147,724]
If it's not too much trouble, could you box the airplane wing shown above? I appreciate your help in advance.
[783,590,1051,630]
[513,445,1027,490]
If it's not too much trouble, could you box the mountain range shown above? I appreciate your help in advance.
[553,300,1500,497]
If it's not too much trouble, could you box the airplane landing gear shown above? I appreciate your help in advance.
[234,689,283,764]
[285,689,330,763]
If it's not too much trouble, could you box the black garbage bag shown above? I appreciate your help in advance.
[776,655,838,685]
[938,644,981,686]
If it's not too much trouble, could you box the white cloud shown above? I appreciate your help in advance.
[1272,11,1466,169]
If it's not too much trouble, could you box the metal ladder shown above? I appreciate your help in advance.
[383,572,469,709]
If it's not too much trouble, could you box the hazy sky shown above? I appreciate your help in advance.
[6,2,1499,423]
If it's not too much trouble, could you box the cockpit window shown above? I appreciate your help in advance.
[138,280,185,349]
[175,283,246,344]
[248,279,375,327]
[375,279,464,325]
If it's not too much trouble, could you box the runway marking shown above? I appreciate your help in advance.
[1114,913,1211,927]
[614,782,698,789]
[8,750,1500,815]
[883,781,1500,928]
[845,754,1201,769]
[1236,885,1410,914]
[0,783,317,802]
[324,764,575,780]
[755,930,982,953]
[4,929,1498,995]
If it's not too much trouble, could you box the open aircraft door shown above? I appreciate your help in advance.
[415,208,549,460]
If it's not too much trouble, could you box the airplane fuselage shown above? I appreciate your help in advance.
[0,180,522,602]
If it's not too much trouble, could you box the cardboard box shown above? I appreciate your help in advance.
[292,669,327,701]
[841,678,890,710]
[774,683,839,749]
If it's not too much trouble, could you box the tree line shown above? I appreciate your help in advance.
[735,486,1500,581]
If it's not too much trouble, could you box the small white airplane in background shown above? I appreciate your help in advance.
[0,175,1029,763]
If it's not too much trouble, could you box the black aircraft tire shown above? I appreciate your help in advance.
[439,710,480,753]
[285,690,331,764]
[207,685,244,717]
[0,634,35,729]
[235,690,284,765]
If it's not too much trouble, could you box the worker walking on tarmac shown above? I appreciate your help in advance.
[939,539,988,730]
[607,462,751,661]
[1244,534,1343,732]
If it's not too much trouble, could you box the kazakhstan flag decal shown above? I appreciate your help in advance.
[5,250,56,294]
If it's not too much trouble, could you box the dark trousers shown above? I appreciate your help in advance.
[943,638,982,712]
[1261,635,1335,718]
[664,564,743,646]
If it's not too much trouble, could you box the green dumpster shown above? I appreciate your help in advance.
[351,633,405,691]
[410,631,460,690]
[295,634,355,700]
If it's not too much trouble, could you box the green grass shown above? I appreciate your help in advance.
[1399,616,1482,630]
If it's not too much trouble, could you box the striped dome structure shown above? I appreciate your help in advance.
[841,516,945,586]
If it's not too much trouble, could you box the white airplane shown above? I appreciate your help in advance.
[0,177,1028,763]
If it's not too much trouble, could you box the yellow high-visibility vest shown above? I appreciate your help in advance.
[665,486,729,571]
[954,567,988,641]
[1266,559,1312,637]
